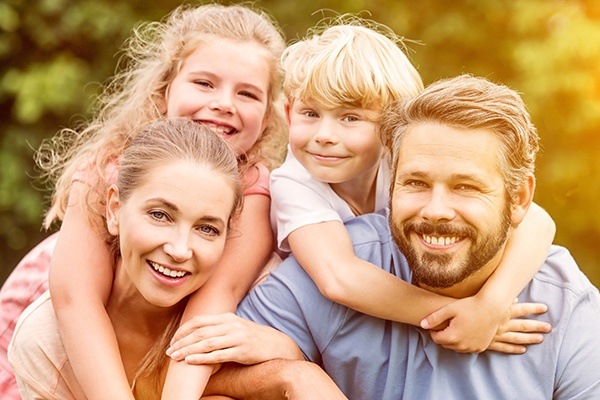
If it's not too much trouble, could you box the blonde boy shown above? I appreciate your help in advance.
[270,17,554,350]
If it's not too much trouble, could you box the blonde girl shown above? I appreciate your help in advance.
[0,3,286,399]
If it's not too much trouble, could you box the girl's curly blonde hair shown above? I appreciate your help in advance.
[37,3,286,229]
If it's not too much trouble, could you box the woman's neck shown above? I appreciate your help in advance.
[106,259,178,382]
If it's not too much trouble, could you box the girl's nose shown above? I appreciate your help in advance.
[209,92,236,115]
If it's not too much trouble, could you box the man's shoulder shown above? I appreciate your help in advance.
[345,210,391,245]
[344,210,407,277]
[535,245,598,297]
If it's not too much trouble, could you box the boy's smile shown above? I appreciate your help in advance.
[287,100,384,194]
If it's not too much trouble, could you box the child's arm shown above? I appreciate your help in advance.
[49,181,134,399]
[422,202,555,352]
[288,220,453,325]
[166,313,305,365]
[203,360,348,400]
[161,194,275,400]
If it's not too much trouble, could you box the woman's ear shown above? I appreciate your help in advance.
[106,185,121,236]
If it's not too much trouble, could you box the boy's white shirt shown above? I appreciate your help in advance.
[270,146,390,252]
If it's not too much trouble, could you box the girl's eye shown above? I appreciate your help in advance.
[342,115,359,122]
[195,80,213,88]
[240,91,259,100]
[198,224,220,236]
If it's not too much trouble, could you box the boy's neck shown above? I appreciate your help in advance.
[329,165,379,216]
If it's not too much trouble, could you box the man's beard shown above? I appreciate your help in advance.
[390,206,512,289]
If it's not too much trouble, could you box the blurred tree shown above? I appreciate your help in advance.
[1,0,599,289]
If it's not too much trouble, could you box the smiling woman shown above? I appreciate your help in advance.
[8,118,243,399]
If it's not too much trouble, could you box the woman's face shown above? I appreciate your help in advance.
[165,39,271,156]
[107,160,236,308]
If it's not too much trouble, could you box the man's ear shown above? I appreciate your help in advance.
[106,185,121,236]
[511,175,535,227]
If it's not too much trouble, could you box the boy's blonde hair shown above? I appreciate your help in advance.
[282,15,423,126]
[38,3,286,228]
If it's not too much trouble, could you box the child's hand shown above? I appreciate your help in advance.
[421,295,503,353]
[487,301,551,354]
[166,313,302,365]
[421,297,551,354]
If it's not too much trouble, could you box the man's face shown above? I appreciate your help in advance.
[390,122,512,290]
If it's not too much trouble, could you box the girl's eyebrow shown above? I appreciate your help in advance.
[187,71,266,95]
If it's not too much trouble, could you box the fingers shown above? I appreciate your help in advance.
[486,342,527,354]
[171,313,237,344]
[503,317,552,334]
[420,307,454,330]
[509,302,548,318]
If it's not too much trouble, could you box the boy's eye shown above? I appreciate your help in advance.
[301,109,319,118]
[342,115,359,122]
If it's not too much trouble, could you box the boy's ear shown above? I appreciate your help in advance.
[284,102,292,126]
[106,185,121,236]
[510,175,535,227]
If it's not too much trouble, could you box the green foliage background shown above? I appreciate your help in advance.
[1,0,599,288]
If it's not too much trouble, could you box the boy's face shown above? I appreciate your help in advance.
[286,100,384,188]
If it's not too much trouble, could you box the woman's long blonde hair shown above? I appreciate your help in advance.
[37,3,286,229]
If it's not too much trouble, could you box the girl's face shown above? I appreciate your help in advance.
[166,39,271,156]
[107,160,236,308]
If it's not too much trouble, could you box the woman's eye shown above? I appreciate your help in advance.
[198,225,220,236]
[149,210,168,221]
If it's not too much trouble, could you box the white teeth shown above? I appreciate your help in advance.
[205,123,235,135]
[149,261,186,278]
[423,235,459,246]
